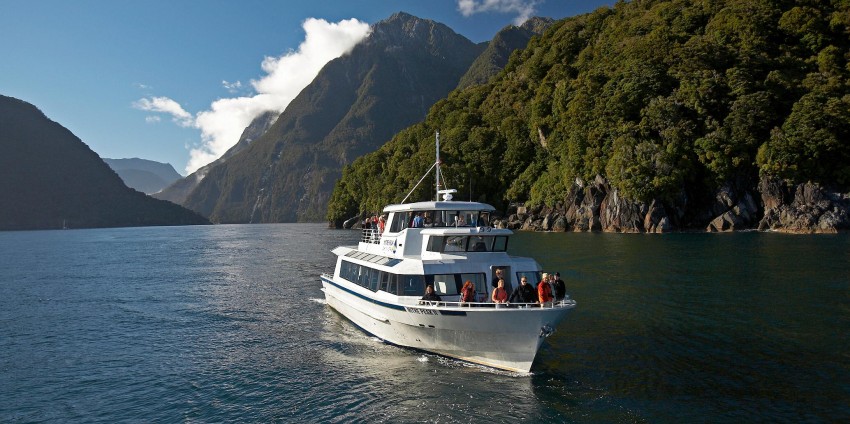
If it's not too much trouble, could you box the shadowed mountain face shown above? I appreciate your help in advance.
[0,95,210,230]
[181,12,484,223]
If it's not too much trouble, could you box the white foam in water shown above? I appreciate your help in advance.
[434,356,533,377]
[309,298,327,305]
[416,355,429,363]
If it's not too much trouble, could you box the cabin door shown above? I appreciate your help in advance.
[489,266,513,296]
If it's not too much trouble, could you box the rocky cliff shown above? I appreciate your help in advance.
[497,176,849,234]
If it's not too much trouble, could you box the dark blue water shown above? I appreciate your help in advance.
[1,225,848,422]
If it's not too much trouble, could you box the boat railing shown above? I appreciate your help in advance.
[416,299,576,309]
[360,227,381,244]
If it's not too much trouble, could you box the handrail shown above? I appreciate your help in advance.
[360,227,381,244]
[416,299,575,309]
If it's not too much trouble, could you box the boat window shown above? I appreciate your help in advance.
[460,273,487,295]
[428,236,505,253]
[368,268,380,291]
[378,271,390,292]
[428,274,459,295]
[341,260,364,286]
[390,212,410,233]
[399,275,425,296]
[443,236,467,252]
[386,273,398,294]
[477,211,491,227]
[516,271,542,286]
[426,236,443,252]
[357,266,369,288]
[467,235,493,252]
[421,211,431,226]
[492,236,508,252]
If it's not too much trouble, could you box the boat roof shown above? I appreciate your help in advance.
[383,201,495,213]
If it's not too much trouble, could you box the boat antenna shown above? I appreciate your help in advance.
[435,131,441,201]
[400,131,454,204]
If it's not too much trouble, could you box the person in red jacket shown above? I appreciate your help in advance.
[460,280,476,304]
[537,272,553,306]
[491,279,508,306]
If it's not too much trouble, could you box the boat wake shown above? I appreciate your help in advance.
[430,355,533,377]
[309,298,327,305]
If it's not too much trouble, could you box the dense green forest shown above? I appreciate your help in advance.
[327,0,850,225]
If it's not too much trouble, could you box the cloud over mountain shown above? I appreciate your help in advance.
[134,18,371,174]
[456,0,540,24]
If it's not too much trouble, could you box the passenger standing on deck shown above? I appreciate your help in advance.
[491,268,504,289]
[553,272,566,301]
[491,279,508,306]
[460,280,476,304]
[538,273,553,306]
[509,277,536,304]
[421,285,442,302]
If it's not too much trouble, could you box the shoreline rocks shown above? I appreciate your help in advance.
[495,176,850,234]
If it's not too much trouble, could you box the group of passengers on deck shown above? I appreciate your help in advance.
[420,271,567,307]
[362,210,491,231]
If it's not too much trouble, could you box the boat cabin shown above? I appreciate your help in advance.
[359,201,510,258]
[336,200,541,303]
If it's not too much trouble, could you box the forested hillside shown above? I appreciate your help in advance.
[328,0,850,230]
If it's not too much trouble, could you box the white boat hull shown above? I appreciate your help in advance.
[321,275,574,372]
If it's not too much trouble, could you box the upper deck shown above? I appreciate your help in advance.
[357,200,512,260]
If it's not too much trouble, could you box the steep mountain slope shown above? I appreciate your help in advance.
[183,12,484,223]
[104,157,182,194]
[153,110,278,205]
[0,95,210,230]
[457,17,554,90]
[327,0,850,231]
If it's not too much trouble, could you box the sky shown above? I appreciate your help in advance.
[1,0,611,175]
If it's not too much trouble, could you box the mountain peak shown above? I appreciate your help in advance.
[368,11,471,52]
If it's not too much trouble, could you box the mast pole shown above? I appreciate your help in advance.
[435,131,441,201]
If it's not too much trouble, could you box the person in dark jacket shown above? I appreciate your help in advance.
[509,277,536,304]
[553,272,566,301]
[491,268,505,289]
[421,284,442,302]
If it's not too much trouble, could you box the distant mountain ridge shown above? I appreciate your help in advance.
[181,12,486,223]
[0,95,210,230]
[104,157,182,194]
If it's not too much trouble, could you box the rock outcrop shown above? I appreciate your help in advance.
[495,175,849,233]
[758,177,850,233]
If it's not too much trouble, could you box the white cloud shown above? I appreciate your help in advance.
[457,0,539,25]
[222,80,243,93]
[144,115,161,123]
[133,96,193,127]
[135,18,371,175]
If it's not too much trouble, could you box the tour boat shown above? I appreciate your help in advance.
[320,133,576,372]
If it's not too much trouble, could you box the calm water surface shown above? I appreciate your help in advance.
[1,224,848,422]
